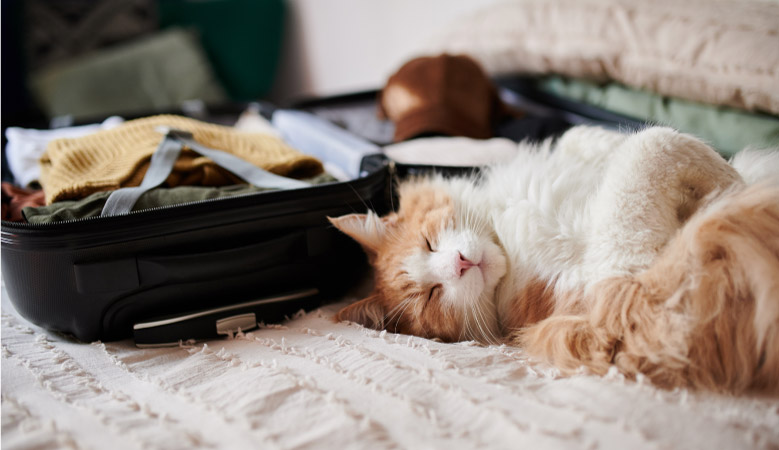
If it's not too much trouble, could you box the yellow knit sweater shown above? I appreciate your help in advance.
[39,115,323,204]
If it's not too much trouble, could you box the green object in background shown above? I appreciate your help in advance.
[538,76,779,156]
[159,0,286,101]
[29,28,228,120]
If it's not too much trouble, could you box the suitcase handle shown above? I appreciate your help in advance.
[132,288,320,347]
[74,230,310,294]
[136,231,308,286]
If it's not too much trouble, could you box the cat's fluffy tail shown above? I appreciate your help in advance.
[518,183,779,393]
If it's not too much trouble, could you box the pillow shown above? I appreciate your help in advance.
[424,0,779,115]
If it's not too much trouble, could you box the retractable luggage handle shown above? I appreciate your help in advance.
[73,229,316,294]
[100,128,311,217]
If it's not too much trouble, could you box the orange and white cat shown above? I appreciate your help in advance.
[330,126,779,393]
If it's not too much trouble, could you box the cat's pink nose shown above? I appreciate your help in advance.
[456,252,476,277]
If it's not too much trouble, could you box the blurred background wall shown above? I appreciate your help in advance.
[269,0,502,103]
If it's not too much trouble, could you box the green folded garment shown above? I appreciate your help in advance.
[24,174,337,224]
[537,76,779,156]
[29,28,228,120]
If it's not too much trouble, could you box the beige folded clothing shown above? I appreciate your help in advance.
[39,115,323,204]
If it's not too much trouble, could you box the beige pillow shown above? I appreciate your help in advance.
[425,0,779,115]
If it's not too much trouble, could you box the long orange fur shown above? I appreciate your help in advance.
[516,183,779,393]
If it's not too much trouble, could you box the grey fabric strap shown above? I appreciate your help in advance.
[101,129,310,217]
[100,136,184,217]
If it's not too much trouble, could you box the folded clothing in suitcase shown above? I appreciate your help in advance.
[1,109,390,345]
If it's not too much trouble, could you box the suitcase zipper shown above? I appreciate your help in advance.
[2,168,388,229]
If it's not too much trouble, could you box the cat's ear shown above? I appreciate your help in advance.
[334,295,386,329]
[328,211,389,254]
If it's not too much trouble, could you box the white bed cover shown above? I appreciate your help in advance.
[2,278,778,450]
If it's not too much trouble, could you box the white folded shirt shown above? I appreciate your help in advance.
[383,136,519,167]
[5,116,124,187]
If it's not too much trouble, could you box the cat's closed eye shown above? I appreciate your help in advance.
[425,236,435,252]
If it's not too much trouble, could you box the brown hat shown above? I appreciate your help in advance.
[379,54,510,142]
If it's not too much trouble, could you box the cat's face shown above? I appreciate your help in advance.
[330,178,507,343]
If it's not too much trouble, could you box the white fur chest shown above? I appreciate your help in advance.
[453,127,633,316]
[487,143,604,292]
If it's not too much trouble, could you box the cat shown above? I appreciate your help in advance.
[329,125,779,393]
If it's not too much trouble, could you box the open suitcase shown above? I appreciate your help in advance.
[1,106,391,346]
[1,79,644,347]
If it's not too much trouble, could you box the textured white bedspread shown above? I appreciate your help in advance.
[2,278,778,450]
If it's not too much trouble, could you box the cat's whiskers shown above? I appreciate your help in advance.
[462,304,476,342]
[481,301,501,344]
[467,302,490,344]
[462,204,489,237]
[384,295,416,331]
[481,309,498,344]
[465,303,477,342]
[465,294,501,345]
[383,298,409,329]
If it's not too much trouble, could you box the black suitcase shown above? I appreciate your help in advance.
[1,107,391,346]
